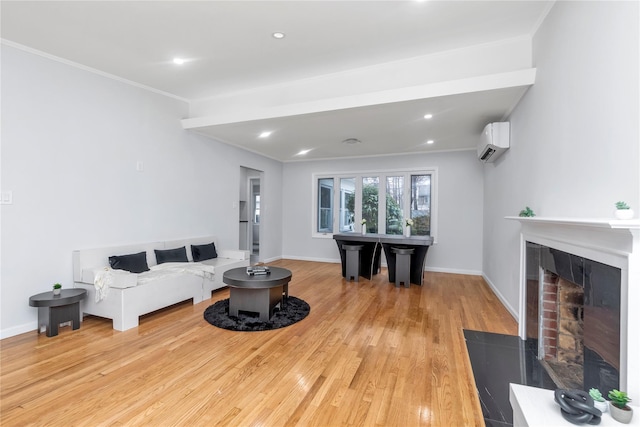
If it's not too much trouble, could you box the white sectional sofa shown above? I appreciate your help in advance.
[72,236,249,331]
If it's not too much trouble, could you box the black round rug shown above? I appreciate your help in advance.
[203,297,310,331]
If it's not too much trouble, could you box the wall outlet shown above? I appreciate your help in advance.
[1,191,12,204]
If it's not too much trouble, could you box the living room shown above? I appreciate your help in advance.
[1,1,638,425]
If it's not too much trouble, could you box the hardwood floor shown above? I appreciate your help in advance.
[1,260,517,426]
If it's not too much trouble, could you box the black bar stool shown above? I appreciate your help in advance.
[343,244,364,282]
[391,247,414,288]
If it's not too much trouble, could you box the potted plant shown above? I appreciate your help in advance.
[589,388,608,413]
[519,206,536,217]
[53,283,62,296]
[608,389,633,423]
[404,218,413,237]
[615,201,634,220]
[361,219,367,234]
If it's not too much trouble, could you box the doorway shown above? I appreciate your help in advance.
[250,177,260,263]
[239,167,263,265]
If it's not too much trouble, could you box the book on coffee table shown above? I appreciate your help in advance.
[246,266,271,276]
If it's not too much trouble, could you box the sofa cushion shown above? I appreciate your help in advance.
[154,246,188,264]
[108,251,150,273]
[191,242,218,261]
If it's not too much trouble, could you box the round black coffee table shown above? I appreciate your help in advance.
[29,288,87,337]
[223,267,292,321]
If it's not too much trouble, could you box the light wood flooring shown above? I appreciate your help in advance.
[1,259,517,426]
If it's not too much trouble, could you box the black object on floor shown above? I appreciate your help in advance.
[204,296,310,331]
[464,330,556,427]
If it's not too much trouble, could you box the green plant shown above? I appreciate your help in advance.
[589,388,605,402]
[53,283,62,290]
[615,201,630,210]
[608,389,632,409]
[519,206,536,217]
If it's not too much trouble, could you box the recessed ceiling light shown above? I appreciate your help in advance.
[272,32,285,39]
[173,58,185,65]
[423,114,433,119]
[341,138,362,145]
[259,131,272,138]
[426,140,435,145]
[296,149,311,156]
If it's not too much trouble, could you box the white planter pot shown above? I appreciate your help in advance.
[404,226,411,237]
[615,209,634,220]
[593,399,607,413]
[362,224,367,234]
[53,288,61,296]
[610,402,633,424]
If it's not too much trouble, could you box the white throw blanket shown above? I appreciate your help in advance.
[93,262,216,301]
[144,262,216,283]
[93,268,133,302]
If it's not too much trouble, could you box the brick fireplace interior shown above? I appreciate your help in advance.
[525,242,621,393]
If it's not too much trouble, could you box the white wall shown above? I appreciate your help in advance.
[0,45,283,338]
[482,1,640,317]
[282,150,484,274]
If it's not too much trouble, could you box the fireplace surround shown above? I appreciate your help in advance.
[525,242,620,392]
[508,216,640,399]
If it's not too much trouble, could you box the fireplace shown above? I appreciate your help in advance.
[525,242,620,392]
[509,216,639,400]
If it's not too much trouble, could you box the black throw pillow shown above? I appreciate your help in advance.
[155,246,188,264]
[108,251,149,273]
[191,242,218,262]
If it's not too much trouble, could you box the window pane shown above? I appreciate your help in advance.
[362,177,379,233]
[385,176,404,235]
[410,174,431,235]
[318,178,334,233]
[339,178,355,232]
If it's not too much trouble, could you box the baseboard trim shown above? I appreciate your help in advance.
[281,255,482,276]
[281,255,341,264]
[481,273,518,321]
[424,266,482,276]
[1,321,37,340]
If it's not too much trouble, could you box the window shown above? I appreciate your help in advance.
[317,178,333,233]
[339,178,355,232]
[385,176,404,235]
[411,174,431,235]
[362,177,379,233]
[313,169,436,239]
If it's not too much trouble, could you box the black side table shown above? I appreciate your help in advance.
[29,289,87,337]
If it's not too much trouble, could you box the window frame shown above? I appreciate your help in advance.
[312,168,438,242]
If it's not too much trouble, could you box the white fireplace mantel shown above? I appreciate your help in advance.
[507,216,640,399]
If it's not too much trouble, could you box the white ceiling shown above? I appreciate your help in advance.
[1,1,554,162]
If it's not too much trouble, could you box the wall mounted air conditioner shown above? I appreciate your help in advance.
[478,122,510,163]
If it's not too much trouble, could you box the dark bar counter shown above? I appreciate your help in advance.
[333,233,434,285]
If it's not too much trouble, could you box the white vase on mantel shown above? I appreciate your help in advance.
[362,224,367,234]
[404,226,411,238]
[615,209,634,220]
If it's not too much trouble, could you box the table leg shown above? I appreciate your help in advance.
[37,307,51,336]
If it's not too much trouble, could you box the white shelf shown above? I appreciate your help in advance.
[510,384,639,427]
[505,216,640,230]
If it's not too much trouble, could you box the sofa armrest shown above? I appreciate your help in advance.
[217,249,250,260]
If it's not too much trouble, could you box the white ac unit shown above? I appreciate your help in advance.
[478,122,510,163]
